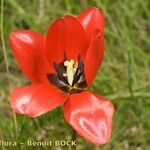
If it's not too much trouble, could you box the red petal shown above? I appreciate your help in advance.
[10,84,68,117]
[9,30,52,84]
[64,91,114,145]
[84,29,104,86]
[45,16,87,65]
[77,7,105,41]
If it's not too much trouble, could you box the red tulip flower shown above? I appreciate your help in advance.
[9,7,114,145]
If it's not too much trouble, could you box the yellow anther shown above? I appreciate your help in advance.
[64,60,70,67]
[70,59,74,65]
[74,61,78,69]
[64,59,77,86]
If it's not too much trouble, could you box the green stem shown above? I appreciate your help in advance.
[0,0,18,139]
[17,116,26,150]
[13,111,18,138]
[71,128,77,150]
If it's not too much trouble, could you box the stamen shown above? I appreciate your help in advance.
[64,59,78,86]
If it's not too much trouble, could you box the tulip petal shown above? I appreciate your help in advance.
[45,16,87,65]
[9,30,52,84]
[84,29,104,85]
[10,84,68,117]
[64,91,114,145]
[77,7,105,41]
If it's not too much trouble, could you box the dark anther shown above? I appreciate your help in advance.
[53,62,68,84]
[73,59,87,88]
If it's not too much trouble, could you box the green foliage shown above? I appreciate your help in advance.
[0,0,150,149]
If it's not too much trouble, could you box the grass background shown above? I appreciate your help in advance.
[0,0,150,149]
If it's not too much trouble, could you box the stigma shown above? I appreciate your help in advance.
[64,59,78,86]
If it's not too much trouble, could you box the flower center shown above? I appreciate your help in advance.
[47,56,87,94]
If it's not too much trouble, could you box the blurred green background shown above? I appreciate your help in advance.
[0,0,150,150]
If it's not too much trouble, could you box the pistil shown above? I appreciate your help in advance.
[64,59,78,86]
